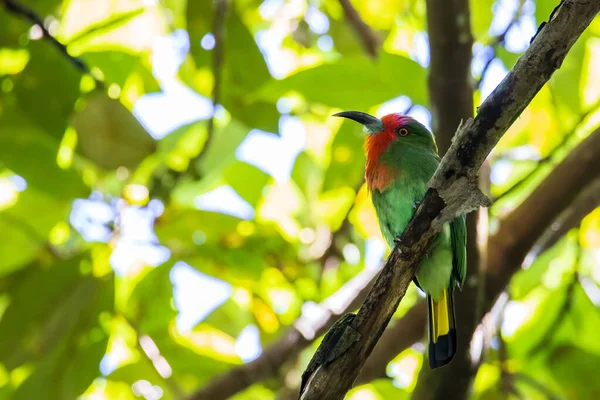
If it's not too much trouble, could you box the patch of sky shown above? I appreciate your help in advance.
[411,32,430,68]
[255,30,291,78]
[377,96,413,117]
[109,203,170,276]
[194,186,255,220]
[171,262,233,333]
[305,6,329,34]
[490,159,512,185]
[259,0,284,19]
[364,238,387,271]
[132,29,212,139]
[471,43,495,77]
[407,105,433,132]
[236,115,306,182]
[201,33,216,50]
[8,175,26,191]
[480,59,508,99]
[70,195,115,243]
[235,325,262,362]
[317,35,334,52]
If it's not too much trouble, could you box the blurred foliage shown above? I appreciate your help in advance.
[0,0,599,399]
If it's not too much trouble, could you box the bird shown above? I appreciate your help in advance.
[333,110,466,369]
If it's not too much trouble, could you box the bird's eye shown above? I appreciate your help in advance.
[397,127,409,137]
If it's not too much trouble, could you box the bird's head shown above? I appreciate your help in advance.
[333,111,437,160]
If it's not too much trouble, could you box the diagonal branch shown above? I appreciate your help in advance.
[338,0,380,58]
[531,177,600,258]
[412,0,480,397]
[2,0,103,87]
[486,126,600,305]
[493,98,600,203]
[188,266,377,400]
[298,2,600,398]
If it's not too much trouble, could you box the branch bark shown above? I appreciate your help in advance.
[352,126,600,388]
[338,0,380,58]
[412,0,481,397]
[299,2,600,398]
[2,0,103,87]
[188,267,378,400]
[532,177,600,258]
[486,127,600,307]
[355,300,427,384]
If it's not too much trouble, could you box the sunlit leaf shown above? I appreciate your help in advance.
[70,90,156,169]
[256,52,428,110]
[14,41,81,139]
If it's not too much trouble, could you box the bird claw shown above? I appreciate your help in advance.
[394,236,402,246]
[413,201,421,211]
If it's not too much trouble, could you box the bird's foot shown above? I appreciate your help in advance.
[413,200,421,211]
[394,236,403,246]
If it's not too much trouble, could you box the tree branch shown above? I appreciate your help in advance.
[486,126,600,307]
[531,177,600,258]
[2,0,103,87]
[338,0,380,59]
[188,263,378,400]
[354,300,427,384]
[185,0,227,179]
[298,2,600,398]
[412,0,481,397]
[493,98,600,203]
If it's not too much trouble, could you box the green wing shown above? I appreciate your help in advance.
[450,215,467,288]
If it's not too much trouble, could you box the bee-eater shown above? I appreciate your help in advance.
[334,111,466,369]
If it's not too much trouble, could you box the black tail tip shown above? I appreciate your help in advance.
[428,329,457,369]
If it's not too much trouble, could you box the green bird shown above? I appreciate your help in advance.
[334,111,466,369]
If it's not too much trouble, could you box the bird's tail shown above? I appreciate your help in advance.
[427,288,457,369]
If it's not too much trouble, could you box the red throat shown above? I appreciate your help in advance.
[364,128,397,192]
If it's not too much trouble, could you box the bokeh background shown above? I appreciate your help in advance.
[0,0,599,399]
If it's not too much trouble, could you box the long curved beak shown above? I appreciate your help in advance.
[333,111,383,134]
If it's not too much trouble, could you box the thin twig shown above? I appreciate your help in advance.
[476,1,524,88]
[493,99,600,203]
[531,177,600,258]
[338,0,380,58]
[186,0,228,179]
[2,0,103,88]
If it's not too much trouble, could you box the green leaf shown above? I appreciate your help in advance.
[0,216,39,276]
[549,31,588,116]
[70,90,156,169]
[79,51,141,87]
[196,119,250,174]
[256,52,428,110]
[186,4,279,132]
[156,209,243,250]
[224,161,270,208]
[535,0,559,25]
[0,0,62,48]
[549,346,600,398]
[322,120,365,192]
[0,185,74,276]
[202,298,253,338]
[0,255,111,371]
[0,108,88,199]
[471,0,496,39]
[109,360,175,400]
[14,41,81,139]
[291,151,322,202]
[127,263,177,334]
[496,47,521,70]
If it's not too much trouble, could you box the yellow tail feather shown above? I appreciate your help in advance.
[427,289,457,369]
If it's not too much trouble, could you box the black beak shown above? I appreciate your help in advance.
[333,111,383,133]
